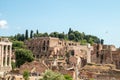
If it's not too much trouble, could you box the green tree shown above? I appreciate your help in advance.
[101,39,104,44]
[49,32,59,38]
[68,33,75,41]
[36,29,39,34]
[74,31,80,39]
[25,29,29,40]
[81,32,85,40]
[23,70,29,80]
[40,70,66,80]
[80,39,87,45]
[30,30,33,38]
[58,32,65,39]
[21,34,25,41]
[9,36,17,41]
[34,33,43,38]
[43,32,48,37]
[88,37,94,45]
[15,33,24,41]
[15,49,34,67]
[68,28,73,35]
[13,29,100,45]
[12,41,25,50]
[49,32,55,37]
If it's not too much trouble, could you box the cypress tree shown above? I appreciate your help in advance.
[36,29,39,34]
[25,29,28,40]
[30,30,33,38]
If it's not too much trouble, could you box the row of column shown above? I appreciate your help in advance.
[0,44,12,67]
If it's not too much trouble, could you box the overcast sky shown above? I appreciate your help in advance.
[0,0,120,47]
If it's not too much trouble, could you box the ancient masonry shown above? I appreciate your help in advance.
[25,37,120,69]
[25,37,93,64]
[0,38,12,72]
[91,43,120,69]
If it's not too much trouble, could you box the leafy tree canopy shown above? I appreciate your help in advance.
[12,41,25,50]
[15,49,34,67]
[12,28,101,45]
[40,70,66,80]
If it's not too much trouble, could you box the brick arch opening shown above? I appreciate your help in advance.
[42,40,46,51]
[47,40,49,45]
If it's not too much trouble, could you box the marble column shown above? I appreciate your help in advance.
[5,45,8,66]
[1,45,3,67]
[9,45,12,67]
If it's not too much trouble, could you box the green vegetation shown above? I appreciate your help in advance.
[40,70,73,80]
[10,37,34,68]
[25,29,29,40]
[23,70,30,80]
[30,30,33,38]
[12,28,102,45]
[40,70,66,80]
[64,74,72,80]
[11,61,16,70]
[15,49,34,67]
[12,41,25,49]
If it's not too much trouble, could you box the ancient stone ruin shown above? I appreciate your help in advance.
[0,38,12,77]
[91,43,120,69]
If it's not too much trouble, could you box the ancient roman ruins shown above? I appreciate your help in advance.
[0,38,12,74]
[25,37,93,67]
[25,37,120,70]
[1,37,120,79]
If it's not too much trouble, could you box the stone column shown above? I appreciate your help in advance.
[1,45,3,67]
[5,45,8,66]
[87,44,91,63]
[87,50,91,63]
[9,45,12,67]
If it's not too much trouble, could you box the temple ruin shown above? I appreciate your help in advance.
[0,38,12,74]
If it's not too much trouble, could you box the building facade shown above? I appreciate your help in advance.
[91,43,120,69]
[25,37,93,65]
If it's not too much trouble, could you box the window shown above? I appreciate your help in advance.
[43,40,46,46]
[43,47,45,51]
[47,40,49,45]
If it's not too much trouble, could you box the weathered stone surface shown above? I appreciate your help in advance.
[25,37,92,65]
[0,38,12,73]
[91,43,120,69]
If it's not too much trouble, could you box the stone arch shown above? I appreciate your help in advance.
[42,40,46,51]
[46,40,49,51]
[47,40,49,45]
[43,40,46,46]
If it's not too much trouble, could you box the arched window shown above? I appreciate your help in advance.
[42,40,46,51]
[71,50,74,56]
[43,40,46,46]
[47,40,49,45]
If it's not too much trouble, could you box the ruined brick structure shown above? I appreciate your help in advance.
[25,37,93,66]
[91,43,120,69]
[112,49,120,69]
